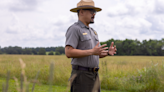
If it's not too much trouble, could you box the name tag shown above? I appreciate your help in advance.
[83,33,87,35]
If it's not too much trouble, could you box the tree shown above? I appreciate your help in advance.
[32,49,38,55]
[0,46,2,54]
[24,48,32,55]
[115,40,123,55]
[38,48,46,55]
[14,46,23,54]
[5,46,18,54]
[0,38,164,56]
[0,49,2,54]
[45,47,56,52]
[55,51,60,55]
[48,51,54,55]
[101,38,164,56]
[55,46,65,54]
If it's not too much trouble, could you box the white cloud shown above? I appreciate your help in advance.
[0,0,164,47]
[155,0,164,14]
[94,0,164,43]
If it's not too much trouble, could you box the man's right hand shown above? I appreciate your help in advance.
[92,42,108,55]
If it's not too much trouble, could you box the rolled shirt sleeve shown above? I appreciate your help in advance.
[65,26,79,49]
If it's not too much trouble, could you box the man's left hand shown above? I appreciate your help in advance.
[108,42,117,56]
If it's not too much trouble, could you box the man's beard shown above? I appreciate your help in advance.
[90,21,94,24]
[90,16,94,24]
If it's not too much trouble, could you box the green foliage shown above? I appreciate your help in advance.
[38,48,46,55]
[0,78,113,92]
[55,46,65,54]
[0,50,2,54]
[0,46,2,54]
[3,46,23,54]
[45,47,56,52]
[32,49,38,55]
[0,46,57,55]
[1,38,164,56]
[23,48,32,55]
[48,51,54,55]
[101,60,164,92]
[0,77,64,92]
[101,38,164,56]
[55,51,60,55]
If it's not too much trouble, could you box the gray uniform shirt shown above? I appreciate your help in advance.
[65,20,99,68]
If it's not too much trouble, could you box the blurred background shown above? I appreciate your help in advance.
[1,1,164,92]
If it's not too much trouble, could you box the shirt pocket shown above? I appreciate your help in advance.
[81,35,91,41]
[79,35,91,50]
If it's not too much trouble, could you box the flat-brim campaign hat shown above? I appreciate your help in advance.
[70,0,102,12]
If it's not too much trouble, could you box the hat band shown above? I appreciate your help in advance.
[77,5,95,8]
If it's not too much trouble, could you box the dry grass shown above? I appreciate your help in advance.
[0,55,164,91]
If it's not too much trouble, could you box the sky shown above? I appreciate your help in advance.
[0,0,164,48]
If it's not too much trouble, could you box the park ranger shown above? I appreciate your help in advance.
[65,0,117,92]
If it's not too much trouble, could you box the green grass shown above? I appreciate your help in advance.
[0,77,67,92]
[0,55,164,91]
[0,78,118,92]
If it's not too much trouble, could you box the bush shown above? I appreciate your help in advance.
[55,51,60,55]
[32,49,38,55]
[48,51,54,55]
[55,46,65,54]
[38,48,46,55]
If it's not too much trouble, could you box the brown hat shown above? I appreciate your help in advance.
[70,0,102,13]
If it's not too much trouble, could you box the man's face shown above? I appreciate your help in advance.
[83,9,96,24]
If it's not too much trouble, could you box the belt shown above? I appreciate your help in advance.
[72,65,99,72]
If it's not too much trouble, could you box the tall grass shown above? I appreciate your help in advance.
[0,55,164,91]
[100,57,164,92]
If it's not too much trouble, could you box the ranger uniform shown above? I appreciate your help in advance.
[65,0,103,92]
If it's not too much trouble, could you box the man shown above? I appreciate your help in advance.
[65,0,117,92]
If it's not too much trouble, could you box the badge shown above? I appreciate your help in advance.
[83,33,87,35]
[94,31,97,35]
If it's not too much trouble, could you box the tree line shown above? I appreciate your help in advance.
[100,38,164,56]
[0,38,164,56]
[0,46,65,55]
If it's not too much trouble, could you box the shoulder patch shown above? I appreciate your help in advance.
[94,31,97,35]
[90,27,97,35]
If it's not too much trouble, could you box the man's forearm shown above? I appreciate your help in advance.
[66,49,95,58]
[65,44,108,58]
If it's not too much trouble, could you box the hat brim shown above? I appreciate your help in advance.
[70,7,102,12]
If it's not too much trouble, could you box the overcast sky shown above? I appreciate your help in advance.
[0,0,164,48]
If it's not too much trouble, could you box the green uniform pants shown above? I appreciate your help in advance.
[70,70,100,92]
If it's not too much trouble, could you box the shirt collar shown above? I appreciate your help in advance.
[78,20,89,29]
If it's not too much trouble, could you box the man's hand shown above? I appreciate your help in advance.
[108,42,117,56]
[92,42,108,55]
[65,42,109,58]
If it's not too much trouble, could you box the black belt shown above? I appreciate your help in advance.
[72,65,99,72]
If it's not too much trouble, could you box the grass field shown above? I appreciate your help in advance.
[0,55,164,92]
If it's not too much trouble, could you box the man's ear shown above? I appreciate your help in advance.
[79,9,84,16]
